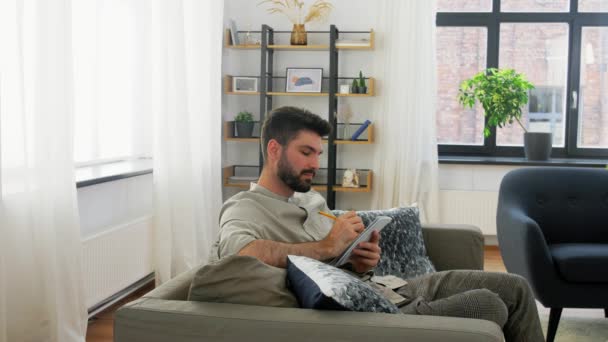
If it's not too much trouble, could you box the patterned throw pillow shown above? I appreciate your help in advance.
[286,255,399,314]
[333,207,435,279]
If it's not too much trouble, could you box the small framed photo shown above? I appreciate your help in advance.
[286,68,323,93]
[233,77,258,92]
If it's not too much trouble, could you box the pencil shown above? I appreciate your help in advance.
[318,211,337,220]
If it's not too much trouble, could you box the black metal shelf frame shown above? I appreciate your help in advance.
[254,24,370,208]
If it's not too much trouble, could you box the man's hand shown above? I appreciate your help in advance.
[320,211,365,258]
[349,230,381,273]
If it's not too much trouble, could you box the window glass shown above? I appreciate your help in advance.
[501,0,569,12]
[497,23,569,147]
[578,0,608,12]
[437,0,492,12]
[436,27,487,145]
[578,27,608,148]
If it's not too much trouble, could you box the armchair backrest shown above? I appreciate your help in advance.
[498,167,608,244]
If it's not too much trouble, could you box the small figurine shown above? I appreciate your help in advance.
[342,168,360,188]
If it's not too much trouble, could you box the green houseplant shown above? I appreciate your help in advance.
[458,68,551,160]
[351,78,359,94]
[357,71,367,94]
[235,111,254,138]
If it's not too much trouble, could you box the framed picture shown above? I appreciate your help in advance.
[233,77,258,92]
[286,68,323,93]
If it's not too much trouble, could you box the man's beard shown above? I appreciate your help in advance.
[277,152,316,192]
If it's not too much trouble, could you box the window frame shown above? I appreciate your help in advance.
[437,0,608,159]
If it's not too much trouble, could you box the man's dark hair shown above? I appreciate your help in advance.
[260,106,332,161]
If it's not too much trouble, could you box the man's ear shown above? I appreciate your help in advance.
[266,139,282,162]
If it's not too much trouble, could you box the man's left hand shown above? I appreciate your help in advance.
[349,230,381,273]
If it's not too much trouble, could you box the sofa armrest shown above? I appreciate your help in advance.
[422,224,484,271]
[143,267,197,301]
[115,298,503,342]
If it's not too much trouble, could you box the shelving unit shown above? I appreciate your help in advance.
[223,165,373,193]
[225,29,375,51]
[223,25,376,208]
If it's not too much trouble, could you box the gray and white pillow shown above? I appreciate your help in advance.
[286,255,399,314]
[333,207,435,279]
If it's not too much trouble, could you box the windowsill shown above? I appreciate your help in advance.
[76,159,153,188]
[438,155,608,168]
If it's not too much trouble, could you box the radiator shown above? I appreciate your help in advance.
[82,216,154,309]
[439,190,499,236]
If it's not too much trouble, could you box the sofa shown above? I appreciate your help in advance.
[115,224,504,341]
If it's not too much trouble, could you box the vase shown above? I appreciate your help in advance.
[524,132,552,160]
[290,24,307,45]
[236,122,254,138]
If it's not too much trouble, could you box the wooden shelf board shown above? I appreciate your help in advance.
[225,91,260,95]
[322,139,372,145]
[335,93,374,97]
[268,44,328,50]
[225,137,259,142]
[226,44,261,49]
[224,182,251,189]
[336,45,374,50]
[333,186,371,193]
[267,92,328,97]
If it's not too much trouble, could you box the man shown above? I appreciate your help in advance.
[210,106,543,342]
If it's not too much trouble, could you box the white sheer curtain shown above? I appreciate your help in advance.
[147,0,224,284]
[0,0,87,341]
[371,0,440,223]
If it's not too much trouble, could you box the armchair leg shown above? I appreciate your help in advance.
[546,308,562,342]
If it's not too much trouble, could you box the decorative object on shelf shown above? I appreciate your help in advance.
[339,84,350,94]
[342,169,360,188]
[235,111,254,138]
[357,71,367,94]
[351,120,371,140]
[229,19,240,45]
[458,68,548,160]
[338,103,353,140]
[286,68,323,93]
[258,0,333,46]
[233,77,258,92]
[351,78,359,94]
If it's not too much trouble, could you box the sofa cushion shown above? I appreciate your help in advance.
[333,207,435,279]
[286,255,400,314]
[550,243,608,283]
[188,255,298,307]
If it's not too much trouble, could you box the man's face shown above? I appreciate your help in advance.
[276,130,323,192]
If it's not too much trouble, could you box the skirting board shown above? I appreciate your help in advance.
[88,273,154,318]
[485,235,498,246]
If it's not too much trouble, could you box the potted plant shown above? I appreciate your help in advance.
[235,111,254,138]
[350,78,359,94]
[458,68,551,160]
[357,71,367,94]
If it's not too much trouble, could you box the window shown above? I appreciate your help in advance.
[436,0,608,158]
[72,0,151,165]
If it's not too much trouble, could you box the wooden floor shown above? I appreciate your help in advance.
[86,246,506,342]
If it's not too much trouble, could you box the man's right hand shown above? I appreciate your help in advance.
[320,211,365,257]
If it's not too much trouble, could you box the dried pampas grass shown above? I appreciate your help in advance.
[259,0,333,25]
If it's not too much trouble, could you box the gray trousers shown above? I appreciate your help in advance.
[396,270,544,342]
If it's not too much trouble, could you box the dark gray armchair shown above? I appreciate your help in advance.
[497,167,608,342]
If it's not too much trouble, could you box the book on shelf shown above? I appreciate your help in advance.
[350,120,371,140]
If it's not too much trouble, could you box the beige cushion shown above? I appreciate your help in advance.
[188,255,298,308]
